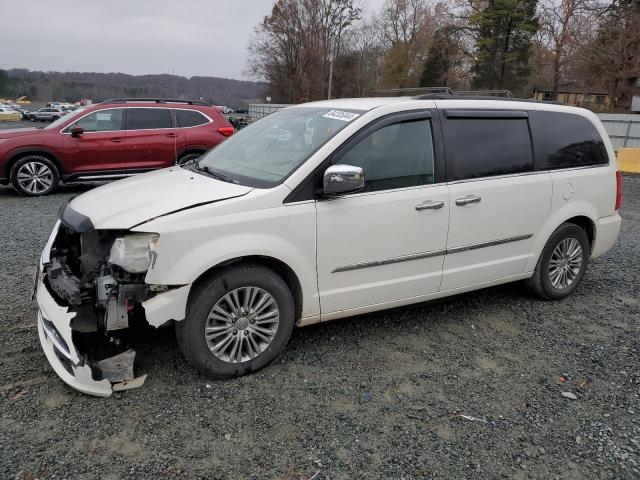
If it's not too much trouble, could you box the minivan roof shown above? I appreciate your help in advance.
[298,96,578,113]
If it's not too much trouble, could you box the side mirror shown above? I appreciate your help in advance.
[323,164,365,196]
[70,126,84,137]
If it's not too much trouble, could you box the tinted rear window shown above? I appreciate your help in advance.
[529,111,608,169]
[175,109,209,127]
[443,116,533,181]
[126,108,173,130]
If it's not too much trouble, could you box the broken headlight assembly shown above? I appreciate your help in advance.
[108,233,159,273]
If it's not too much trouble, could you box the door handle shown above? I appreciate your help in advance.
[415,200,445,211]
[166,133,177,138]
[455,195,481,206]
[110,138,123,143]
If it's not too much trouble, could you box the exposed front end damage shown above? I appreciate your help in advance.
[35,219,190,397]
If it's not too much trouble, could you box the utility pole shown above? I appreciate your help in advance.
[327,51,334,100]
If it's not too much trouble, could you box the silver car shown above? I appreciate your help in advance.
[28,107,65,122]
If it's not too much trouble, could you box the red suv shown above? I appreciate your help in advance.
[0,98,234,196]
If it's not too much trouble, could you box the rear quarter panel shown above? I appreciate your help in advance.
[525,109,620,270]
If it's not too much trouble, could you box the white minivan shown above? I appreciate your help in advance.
[35,96,622,396]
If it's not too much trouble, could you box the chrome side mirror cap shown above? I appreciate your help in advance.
[323,164,365,196]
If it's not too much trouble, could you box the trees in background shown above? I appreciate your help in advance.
[419,26,465,87]
[376,0,434,88]
[581,0,640,111]
[537,0,590,100]
[469,0,539,93]
[248,0,639,111]
[248,0,361,103]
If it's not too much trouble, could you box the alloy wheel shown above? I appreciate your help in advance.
[548,237,583,289]
[204,286,280,364]
[16,161,54,194]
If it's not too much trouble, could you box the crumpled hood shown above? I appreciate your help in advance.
[67,167,252,229]
[0,127,42,139]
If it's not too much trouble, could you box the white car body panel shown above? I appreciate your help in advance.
[69,166,252,229]
[316,184,449,314]
[442,173,552,290]
[140,186,320,320]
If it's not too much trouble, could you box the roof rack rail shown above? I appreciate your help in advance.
[371,87,454,97]
[455,89,513,98]
[412,89,514,100]
[99,98,211,106]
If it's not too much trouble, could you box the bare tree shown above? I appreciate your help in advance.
[247,0,361,103]
[376,0,436,88]
[538,0,593,99]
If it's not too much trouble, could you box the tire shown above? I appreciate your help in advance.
[29,116,35,122]
[51,116,59,121]
[526,223,590,300]
[10,155,60,196]
[176,152,203,165]
[175,263,295,378]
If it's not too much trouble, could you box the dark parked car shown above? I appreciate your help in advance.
[0,98,234,196]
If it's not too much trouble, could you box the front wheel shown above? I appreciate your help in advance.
[176,264,295,378]
[526,223,590,300]
[10,156,60,196]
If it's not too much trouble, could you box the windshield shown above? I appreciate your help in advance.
[195,107,364,187]
[45,108,87,130]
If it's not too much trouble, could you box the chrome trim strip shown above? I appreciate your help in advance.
[332,249,446,273]
[75,174,132,180]
[446,234,533,254]
[332,234,533,273]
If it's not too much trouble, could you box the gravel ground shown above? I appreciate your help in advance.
[0,177,638,480]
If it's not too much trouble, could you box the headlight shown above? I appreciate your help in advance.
[108,233,159,273]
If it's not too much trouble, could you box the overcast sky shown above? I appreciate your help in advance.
[0,0,386,80]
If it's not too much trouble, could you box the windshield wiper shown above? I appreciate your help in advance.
[194,161,235,183]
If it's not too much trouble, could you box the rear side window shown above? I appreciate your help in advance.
[126,108,173,130]
[443,115,533,181]
[529,111,608,169]
[334,118,435,192]
[175,109,210,127]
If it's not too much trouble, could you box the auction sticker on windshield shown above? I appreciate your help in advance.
[322,110,360,122]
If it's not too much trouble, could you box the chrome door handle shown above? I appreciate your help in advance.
[455,195,481,206]
[415,200,445,211]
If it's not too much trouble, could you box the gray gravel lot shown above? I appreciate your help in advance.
[0,176,639,480]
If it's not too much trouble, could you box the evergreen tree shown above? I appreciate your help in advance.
[470,0,539,95]
[420,27,459,87]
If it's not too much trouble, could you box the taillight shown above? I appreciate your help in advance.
[217,126,234,137]
[615,170,622,210]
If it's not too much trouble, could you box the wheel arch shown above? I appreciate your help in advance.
[526,203,599,272]
[6,148,63,178]
[563,215,596,251]
[176,146,209,162]
[189,255,304,322]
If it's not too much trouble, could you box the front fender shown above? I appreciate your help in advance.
[140,201,319,318]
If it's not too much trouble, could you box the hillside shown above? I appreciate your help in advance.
[0,69,268,108]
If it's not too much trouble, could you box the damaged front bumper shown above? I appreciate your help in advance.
[35,221,190,397]
[36,262,114,397]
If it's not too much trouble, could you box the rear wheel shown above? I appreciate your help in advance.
[10,155,60,196]
[526,223,590,300]
[176,263,295,378]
